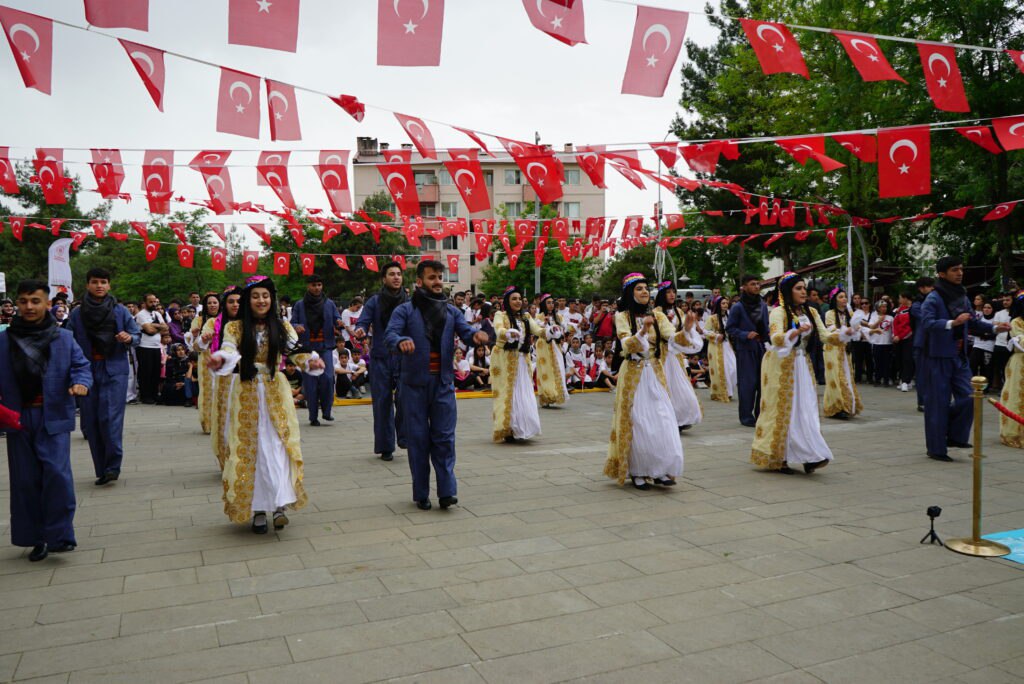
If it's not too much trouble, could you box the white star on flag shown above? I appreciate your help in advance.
[937,78,948,88]
[898,164,910,174]
[868,54,879,62]
[404,20,417,33]
[772,43,784,52]
[20,50,29,61]
[256,0,272,12]
[646,55,659,68]
[236,104,246,113]
[551,15,563,30]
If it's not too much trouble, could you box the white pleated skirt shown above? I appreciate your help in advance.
[629,363,684,478]
[664,352,702,426]
[784,350,834,465]
[251,380,297,512]
[511,355,542,440]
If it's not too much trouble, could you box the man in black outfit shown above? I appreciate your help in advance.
[726,275,769,427]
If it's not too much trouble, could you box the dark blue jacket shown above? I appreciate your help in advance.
[726,300,770,353]
[356,293,406,361]
[910,298,927,349]
[384,302,476,387]
[290,298,342,350]
[920,290,993,359]
[67,303,141,376]
[0,329,92,435]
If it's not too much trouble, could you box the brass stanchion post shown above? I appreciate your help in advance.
[946,377,1011,557]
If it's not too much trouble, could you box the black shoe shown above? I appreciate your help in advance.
[679,425,691,431]
[652,477,677,487]
[416,499,432,510]
[929,453,954,462]
[251,513,268,534]
[917,406,925,412]
[503,435,517,444]
[439,496,458,509]
[322,415,334,422]
[94,473,112,486]
[51,541,76,553]
[272,510,289,530]
[397,441,407,450]
[947,440,972,449]
[776,466,796,475]
[108,472,119,481]
[28,544,48,562]
[830,411,850,420]
[632,478,652,491]
[380,452,394,462]
[309,419,321,427]
[803,460,827,474]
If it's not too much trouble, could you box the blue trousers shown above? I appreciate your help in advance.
[914,348,925,407]
[922,354,973,457]
[6,407,76,548]
[369,356,404,455]
[303,345,334,422]
[80,361,128,477]
[736,347,763,427]
[398,375,457,502]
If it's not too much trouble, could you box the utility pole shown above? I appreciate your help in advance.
[533,131,542,298]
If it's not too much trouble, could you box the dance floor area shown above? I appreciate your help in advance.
[1,384,1023,683]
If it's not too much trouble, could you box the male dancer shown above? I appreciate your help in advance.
[727,275,769,427]
[67,268,141,485]
[1,279,91,561]
[354,260,407,461]
[910,276,935,412]
[291,274,342,426]
[385,260,488,510]
[920,257,1008,461]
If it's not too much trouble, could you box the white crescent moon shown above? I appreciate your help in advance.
[965,129,983,138]
[246,254,256,265]
[848,38,877,55]
[147,244,157,257]
[384,153,405,163]
[526,162,547,180]
[145,173,164,190]
[263,153,284,165]
[320,169,343,188]
[39,166,54,182]
[130,51,155,77]
[393,0,429,19]
[324,153,344,165]
[277,256,287,268]
[268,90,290,112]
[386,172,407,191]
[265,171,284,186]
[888,139,919,163]
[454,168,476,188]
[508,142,526,157]
[453,152,473,161]
[580,152,598,164]
[9,24,40,53]
[927,52,951,76]
[756,23,786,45]
[642,24,672,53]
[206,175,226,192]
[793,144,814,153]
[149,156,169,166]
[534,0,546,18]
[993,204,1009,216]
[44,154,58,162]
[203,153,224,164]
[405,120,426,138]
[229,81,253,104]
[839,142,855,150]
[1007,122,1024,137]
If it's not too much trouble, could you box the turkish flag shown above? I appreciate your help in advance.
[983,202,1018,221]
[833,32,904,82]
[141,149,173,214]
[622,216,643,240]
[332,255,349,270]
[0,7,53,94]
[321,221,342,244]
[943,206,972,219]
[169,222,188,244]
[90,220,106,239]
[0,147,18,194]
[85,0,148,29]
[377,0,445,66]
[287,221,305,248]
[740,19,808,79]
[830,133,876,162]
[71,231,88,251]
[48,218,65,236]
[956,126,1003,154]
[514,220,535,245]
[298,253,315,276]
[206,223,226,242]
[246,223,269,245]
[33,148,66,205]
[515,153,563,204]
[177,244,195,268]
[363,255,379,272]
[917,43,970,113]
[266,80,301,141]
[377,150,420,217]
[878,126,931,198]
[991,115,1024,152]
[190,150,235,215]
[650,142,679,168]
[610,163,646,190]
[228,0,299,51]
[621,6,687,97]
[131,221,150,242]
[681,142,724,174]
[329,93,364,122]
[242,250,260,273]
[1008,50,1024,74]
[444,151,490,213]
[257,151,296,209]
[216,68,261,139]
[446,254,459,273]
[211,246,228,271]
[395,113,436,159]
[346,220,368,236]
[576,145,606,188]
[403,216,424,246]
[90,148,125,199]
[776,137,845,172]
[521,0,586,46]
[9,216,24,241]
[144,240,160,262]
[272,253,291,275]
[454,127,492,156]
[472,219,494,259]
[315,149,352,216]
[119,40,164,111]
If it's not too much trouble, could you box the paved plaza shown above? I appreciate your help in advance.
[1,384,1023,683]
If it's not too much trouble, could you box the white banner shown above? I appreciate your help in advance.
[48,238,74,301]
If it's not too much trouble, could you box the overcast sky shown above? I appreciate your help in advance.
[0,0,720,244]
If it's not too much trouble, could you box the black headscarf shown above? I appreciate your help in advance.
[828,288,851,327]
[654,284,682,330]
[618,276,662,359]
[501,287,531,354]
[933,276,971,318]
[80,293,119,355]
[378,285,407,329]
[239,278,296,382]
[412,286,448,350]
[8,311,61,399]
[1011,293,1024,320]
[303,289,326,335]
[741,289,764,327]
[779,276,818,348]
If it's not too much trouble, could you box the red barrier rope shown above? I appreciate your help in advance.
[988,398,1024,426]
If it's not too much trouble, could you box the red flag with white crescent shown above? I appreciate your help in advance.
[177,244,195,268]
[90,220,107,239]
[142,149,173,214]
[33,148,66,205]
[332,254,349,270]
[763,233,784,248]
[830,134,876,163]
[71,231,88,251]
[520,0,586,46]
[266,79,301,141]
[316,150,352,216]
[955,126,1004,154]
[190,150,235,215]
[216,67,261,139]
[208,223,227,242]
[1008,50,1024,74]
[257,150,296,209]
[229,0,299,52]
[472,219,494,259]
[610,163,646,190]
[575,145,606,189]
[402,216,424,246]
[943,206,973,219]
[248,223,270,244]
[917,43,970,113]
[878,126,931,198]
[515,153,564,204]
[991,115,1024,152]
[0,6,54,94]
[49,218,66,236]
[242,250,260,273]
[454,127,492,156]
[650,142,679,168]
[119,39,165,111]
[681,142,724,174]
[443,150,490,213]
[395,113,437,159]
[833,32,905,82]
[621,6,688,97]
[982,202,1018,221]
[211,246,228,271]
[144,240,160,262]
[740,19,808,79]
[131,221,150,241]
[329,93,364,122]
[9,216,24,241]
[85,0,148,29]
[300,253,316,276]
[776,137,845,172]
[169,222,188,244]
[377,149,420,217]
[446,254,459,273]
[363,255,379,272]
[89,148,125,199]
[321,221,342,243]
[0,147,18,194]
[273,252,291,275]
[392,255,407,271]
[377,0,445,66]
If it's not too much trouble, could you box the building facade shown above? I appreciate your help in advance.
[352,138,606,293]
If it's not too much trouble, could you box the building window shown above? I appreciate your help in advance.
[421,236,437,251]
[504,169,522,185]
[440,202,459,218]
[442,268,459,283]
[438,169,453,185]
[414,171,437,185]
[565,169,581,185]
[420,203,436,217]
[563,202,581,218]
[503,201,523,217]
[483,170,494,187]
[442,235,459,250]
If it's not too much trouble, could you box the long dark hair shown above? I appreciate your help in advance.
[539,294,560,325]
[618,278,662,359]
[779,276,818,346]
[502,287,530,353]
[654,284,683,331]
[238,279,297,381]
[200,292,220,326]
[828,289,851,327]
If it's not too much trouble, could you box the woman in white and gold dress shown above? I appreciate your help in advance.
[654,282,704,430]
[535,293,570,408]
[196,286,241,471]
[704,296,737,403]
[189,292,220,435]
[823,288,861,421]
[604,273,691,490]
[750,273,846,475]
[208,276,325,533]
[999,292,1024,448]
[492,286,547,442]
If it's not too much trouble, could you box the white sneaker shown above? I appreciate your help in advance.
[900,383,910,392]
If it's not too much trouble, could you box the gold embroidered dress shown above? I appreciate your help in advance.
[198,317,236,471]
[190,318,214,434]
[823,309,862,417]
[603,311,689,484]
[1000,317,1024,448]
[212,320,314,523]
[492,310,546,442]
[750,307,843,470]
[535,313,570,407]
[704,315,736,403]
[654,306,704,426]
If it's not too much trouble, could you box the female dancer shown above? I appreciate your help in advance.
[750,273,843,474]
[653,282,703,430]
[208,277,324,533]
[535,294,570,408]
[190,292,220,434]
[492,286,547,442]
[999,291,1024,448]
[604,274,689,490]
[704,295,737,403]
[823,288,861,420]
[197,286,241,470]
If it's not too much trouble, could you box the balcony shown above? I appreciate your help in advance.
[417,183,439,202]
